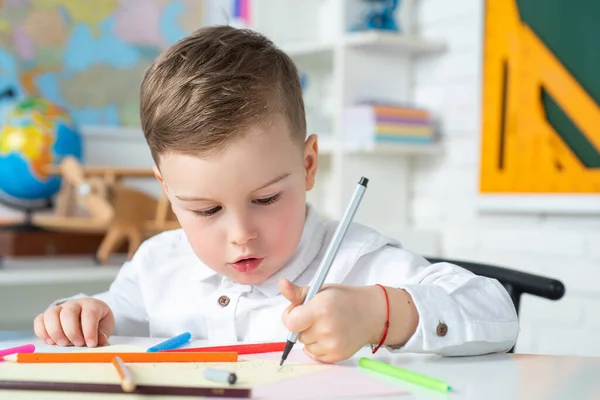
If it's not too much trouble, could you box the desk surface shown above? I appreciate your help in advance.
[0,334,599,400]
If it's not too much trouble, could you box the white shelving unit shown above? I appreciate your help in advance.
[249,0,446,243]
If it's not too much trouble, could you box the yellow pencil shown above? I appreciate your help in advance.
[111,356,136,393]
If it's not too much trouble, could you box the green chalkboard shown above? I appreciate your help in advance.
[517,0,600,167]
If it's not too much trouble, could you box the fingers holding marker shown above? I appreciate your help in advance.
[282,301,316,334]
[303,342,344,364]
[298,330,317,346]
[279,279,309,308]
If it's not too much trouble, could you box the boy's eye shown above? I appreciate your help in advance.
[253,192,282,205]
[192,206,222,217]
[191,193,281,216]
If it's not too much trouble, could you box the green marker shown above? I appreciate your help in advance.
[359,357,451,393]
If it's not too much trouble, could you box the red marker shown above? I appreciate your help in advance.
[161,342,286,355]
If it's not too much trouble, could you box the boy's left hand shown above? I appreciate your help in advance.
[279,279,387,363]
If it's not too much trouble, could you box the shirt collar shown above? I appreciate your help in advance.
[190,204,326,296]
[253,204,325,297]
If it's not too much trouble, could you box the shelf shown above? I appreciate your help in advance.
[344,31,446,54]
[315,138,442,156]
[280,41,334,69]
[343,142,442,156]
[281,41,335,58]
[279,31,445,60]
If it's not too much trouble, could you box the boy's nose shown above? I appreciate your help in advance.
[228,216,258,246]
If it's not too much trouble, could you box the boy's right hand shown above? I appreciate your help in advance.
[33,298,115,348]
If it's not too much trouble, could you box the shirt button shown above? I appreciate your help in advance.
[436,322,448,337]
[218,295,230,307]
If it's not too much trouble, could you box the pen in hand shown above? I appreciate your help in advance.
[279,176,369,366]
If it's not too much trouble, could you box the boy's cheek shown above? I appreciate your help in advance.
[269,195,302,234]
[266,195,306,256]
[175,213,224,266]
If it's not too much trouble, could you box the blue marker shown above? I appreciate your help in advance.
[146,332,192,352]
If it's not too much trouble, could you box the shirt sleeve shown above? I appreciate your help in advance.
[92,254,150,337]
[50,246,150,337]
[349,246,520,356]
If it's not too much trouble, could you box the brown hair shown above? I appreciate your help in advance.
[139,25,306,164]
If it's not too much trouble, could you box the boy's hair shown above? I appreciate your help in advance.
[139,25,306,164]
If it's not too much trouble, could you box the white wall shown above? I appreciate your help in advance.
[411,0,600,356]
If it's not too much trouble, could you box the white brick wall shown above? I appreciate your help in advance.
[412,0,600,356]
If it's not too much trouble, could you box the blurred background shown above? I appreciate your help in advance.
[0,0,598,357]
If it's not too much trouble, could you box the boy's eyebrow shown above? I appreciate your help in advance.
[251,172,290,193]
[175,173,290,202]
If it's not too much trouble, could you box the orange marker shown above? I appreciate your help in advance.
[112,356,136,393]
[4,352,237,363]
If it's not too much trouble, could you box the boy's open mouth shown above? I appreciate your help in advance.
[229,257,264,273]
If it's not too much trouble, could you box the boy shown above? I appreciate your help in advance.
[34,26,519,363]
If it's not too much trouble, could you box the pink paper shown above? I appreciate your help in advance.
[245,351,408,399]
[253,366,407,399]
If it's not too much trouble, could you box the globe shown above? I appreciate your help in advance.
[0,97,83,214]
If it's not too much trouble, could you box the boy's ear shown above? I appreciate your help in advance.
[303,134,318,190]
[153,165,169,195]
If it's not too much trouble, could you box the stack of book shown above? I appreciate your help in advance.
[342,103,436,147]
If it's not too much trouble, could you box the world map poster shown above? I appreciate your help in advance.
[0,0,205,127]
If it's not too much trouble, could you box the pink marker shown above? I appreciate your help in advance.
[0,344,35,360]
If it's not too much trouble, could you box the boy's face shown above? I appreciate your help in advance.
[154,115,318,285]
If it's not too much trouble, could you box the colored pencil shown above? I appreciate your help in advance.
[0,380,251,398]
[162,342,286,355]
[0,344,35,360]
[112,356,136,392]
[147,332,191,352]
[359,357,451,393]
[4,352,237,363]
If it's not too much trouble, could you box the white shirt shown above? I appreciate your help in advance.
[69,205,519,356]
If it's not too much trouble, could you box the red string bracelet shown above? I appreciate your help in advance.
[370,284,390,354]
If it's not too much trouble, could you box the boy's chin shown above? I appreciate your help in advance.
[228,270,268,286]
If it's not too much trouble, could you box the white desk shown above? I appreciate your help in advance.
[0,334,599,399]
